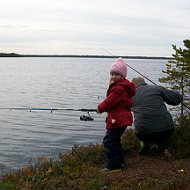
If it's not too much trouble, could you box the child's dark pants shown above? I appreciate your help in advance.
[103,126,127,169]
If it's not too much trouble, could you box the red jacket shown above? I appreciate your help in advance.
[98,79,136,129]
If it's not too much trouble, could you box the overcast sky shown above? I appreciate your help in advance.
[0,0,189,56]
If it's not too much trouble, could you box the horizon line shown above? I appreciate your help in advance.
[0,53,171,59]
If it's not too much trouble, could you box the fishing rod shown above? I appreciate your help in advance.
[101,47,157,85]
[101,47,190,110]
[0,107,97,121]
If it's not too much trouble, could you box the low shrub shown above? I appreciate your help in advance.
[166,118,190,158]
[121,128,139,154]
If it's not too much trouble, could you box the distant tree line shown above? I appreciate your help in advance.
[0,53,170,59]
[0,53,22,57]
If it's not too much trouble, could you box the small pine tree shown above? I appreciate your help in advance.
[159,39,190,119]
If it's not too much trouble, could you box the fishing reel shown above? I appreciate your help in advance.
[80,111,94,121]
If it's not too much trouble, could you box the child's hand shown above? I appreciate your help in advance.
[96,108,101,114]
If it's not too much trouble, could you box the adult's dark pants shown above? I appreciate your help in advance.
[103,126,127,170]
[135,128,174,144]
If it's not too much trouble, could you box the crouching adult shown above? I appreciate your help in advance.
[131,77,181,154]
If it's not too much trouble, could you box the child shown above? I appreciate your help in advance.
[97,57,136,172]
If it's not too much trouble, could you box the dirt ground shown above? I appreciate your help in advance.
[100,152,190,190]
[122,153,190,189]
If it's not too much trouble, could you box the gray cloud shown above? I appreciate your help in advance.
[0,0,189,56]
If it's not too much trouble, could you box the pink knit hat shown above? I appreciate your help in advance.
[110,57,127,78]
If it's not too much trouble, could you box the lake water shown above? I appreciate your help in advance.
[0,57,168,171]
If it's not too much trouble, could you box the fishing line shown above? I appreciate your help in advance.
[100,47,156,85]
[101,47,190,111]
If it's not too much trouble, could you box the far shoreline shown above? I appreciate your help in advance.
[0,53,171,60]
